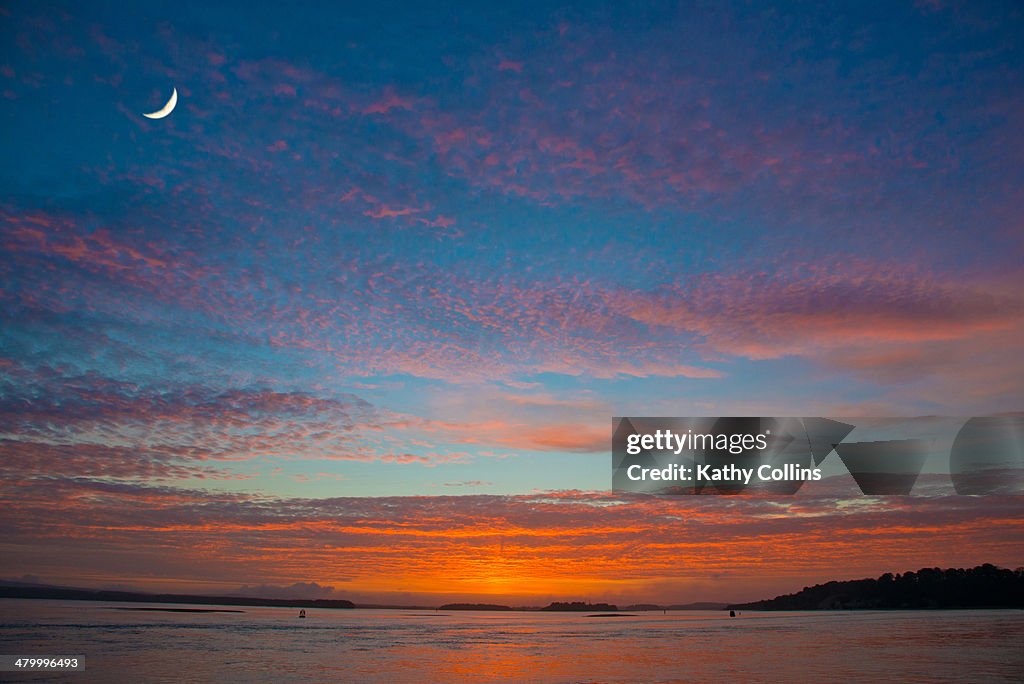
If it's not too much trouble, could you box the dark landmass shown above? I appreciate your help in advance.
[541,601,617,612]
[438,603,512,611]
[729,564,1024,611]
[112,607,245,613]
[586,613,634,617]
[0,584,354,610]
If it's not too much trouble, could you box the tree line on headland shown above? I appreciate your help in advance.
[729,564,1024,610]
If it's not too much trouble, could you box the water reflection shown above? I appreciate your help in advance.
[2,601,1022,682]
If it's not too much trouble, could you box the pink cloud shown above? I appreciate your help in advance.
[385,415,607,454]
[416,215,456,229]
[380,452,472,466]
[363,91,415,115]
[364,205,422,219]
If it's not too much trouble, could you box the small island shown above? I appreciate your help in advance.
[438,603,512,611]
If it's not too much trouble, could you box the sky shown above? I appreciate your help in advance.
[1,0,1023,604]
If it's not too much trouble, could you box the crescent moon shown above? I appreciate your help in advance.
[143,88,177,119]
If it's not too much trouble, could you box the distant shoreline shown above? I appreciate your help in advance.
[9,566,1019,613]
[2,591,1021,614]
[0,585,729,612]
[0,586,355,611]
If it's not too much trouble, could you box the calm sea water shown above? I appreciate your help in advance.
[0,600,1021,682]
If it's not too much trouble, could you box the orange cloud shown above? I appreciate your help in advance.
[2,477,1021,604]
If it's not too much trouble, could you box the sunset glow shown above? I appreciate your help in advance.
[2,0,1022,605]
